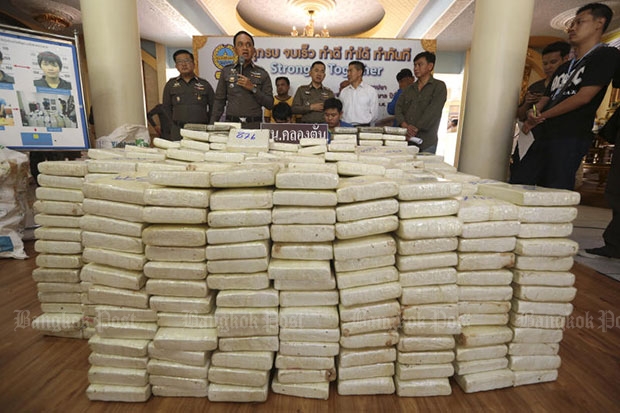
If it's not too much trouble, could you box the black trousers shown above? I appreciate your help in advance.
[603,144,620,255]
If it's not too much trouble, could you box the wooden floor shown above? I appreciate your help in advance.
[1,240,619,412]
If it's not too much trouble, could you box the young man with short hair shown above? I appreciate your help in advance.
[323,97,352,142]
[395,51,447,153]
[517,41,571,120]
[515,2,620,190]
[162,49,214,141]
[272,102,293,123]
[264,76,294,123]
[210,30,274,129]
[387,68,415,116]
[0,51,14,84]
[339,61,379,127]
[33,51,71,90]
[292,61,334,123]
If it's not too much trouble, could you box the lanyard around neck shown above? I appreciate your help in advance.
[552,42,603,100]
[567,42,603,74]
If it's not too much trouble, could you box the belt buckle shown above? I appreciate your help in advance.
[239,117,247,123]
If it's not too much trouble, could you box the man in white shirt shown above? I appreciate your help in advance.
[339,61,378,126]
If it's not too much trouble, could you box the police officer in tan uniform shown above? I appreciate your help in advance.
[210,31,273,129]
[162,49,214,141]
[292,61,334,124]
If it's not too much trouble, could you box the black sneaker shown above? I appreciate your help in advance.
[579,246,620,259]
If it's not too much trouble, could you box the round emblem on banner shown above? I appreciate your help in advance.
[212,44,235,70]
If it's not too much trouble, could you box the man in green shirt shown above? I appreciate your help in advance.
[395,51,447,153]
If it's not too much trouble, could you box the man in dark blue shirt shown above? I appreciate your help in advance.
[387,68,414,118]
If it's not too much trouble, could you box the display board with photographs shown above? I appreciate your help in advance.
[0,26,89,150]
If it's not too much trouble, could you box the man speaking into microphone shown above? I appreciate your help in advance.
[211,31,274,129]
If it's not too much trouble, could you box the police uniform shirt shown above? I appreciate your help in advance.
[162,75,214,125]
[292,83,334,123]
[210,61,273,123]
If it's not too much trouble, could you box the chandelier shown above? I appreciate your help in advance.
[288,0,335,37]
[291,9,330,37]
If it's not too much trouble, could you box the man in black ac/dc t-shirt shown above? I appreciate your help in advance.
[510,2,620,191]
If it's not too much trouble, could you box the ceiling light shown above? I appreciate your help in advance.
[291,9,330,37]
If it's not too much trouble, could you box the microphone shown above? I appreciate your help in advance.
[238,55,245,69]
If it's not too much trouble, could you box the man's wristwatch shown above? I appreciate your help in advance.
[251,85,257,94]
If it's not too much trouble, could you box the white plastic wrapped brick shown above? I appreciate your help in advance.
[209,188,272,210]
[143,187,210,208]
[82,198,144,223]
[208,209,272,228]
[518,222,573,238]
[35,214,81,228]
[518,206,578,223]
[81,263,145,290]
[396,252,458,272]
[87,159,138,174]
[476,181,580,206]
[272,206,335,225]
[325,152,358,162]
[458,237,516,253]
[210,164,278,187]
[150,293,214,314]
[275,168,339,189]
[82,231,144,254]
[271,224,335,243]
[397,176,462,201]
[514,238,579,257]
[273,189,337,206]
[35,186,84,203]
[336,161,386,177]
[335,215,399,239]
[396,237,458,255]
[180,138,211,153]
[397,216,462,240]
[460,220,520,239]
[143,206,207,224]
[398,199,460,219]
[33,200,84,216]
[336,176,399,203]
[38,160,88,177]
[457,195,519,222]
[147,170,211,188]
